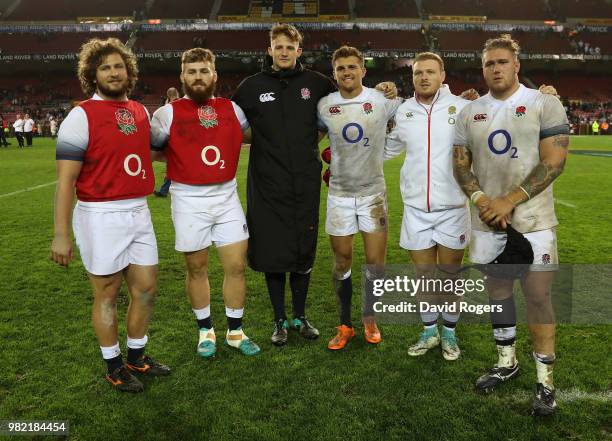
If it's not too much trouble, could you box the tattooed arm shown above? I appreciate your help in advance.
[520,134,569,198]
[479,134,569,228]
[453,146,484,199]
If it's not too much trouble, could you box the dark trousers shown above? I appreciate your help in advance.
[0,130,7,146]
[158,178,171,196]
[25,131,33,146]
[15,132,24,147]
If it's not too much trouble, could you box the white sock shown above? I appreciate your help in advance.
[534,352,555,389]
[193,305,211,320]
[127,335,148,349]
[100,343,121,360]
[442,325,455,333]
[496,343,517,368]
[225,307,244,318]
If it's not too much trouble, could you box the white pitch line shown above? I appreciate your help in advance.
[0,180,57,199]
[491,388,612,403]
[554,198,577,209]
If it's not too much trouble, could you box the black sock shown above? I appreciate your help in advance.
[334,274,353,327]
[490,296,517,345]
[265,272,287,322]
[290,271,311,318]
[227,316,242,331]
[197,316,213,330]
[127,347,145,364]
[105,355,123,374]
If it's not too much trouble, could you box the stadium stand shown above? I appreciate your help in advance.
[423,0,555,21]
[319,0,349,15]
[147,0,215,19]
[353,0,419,19]
[6,0,145,21]
[0,32,131,54]
[562,0,612,18]
[434,30,574,54]
[217,0,251,16]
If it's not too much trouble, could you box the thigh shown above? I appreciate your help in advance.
[330,234,354,262]
[184,248,210,277]
[326,194,359,236]
[217,240,248,273]
[361,230,387,266]
[88,271,123,299]
[123,263,158,295]
[469,229,506,264]
[525,228,559,272]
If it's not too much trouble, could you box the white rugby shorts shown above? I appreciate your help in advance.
[470,228,559,272]
[400,204,470,251]
[171,184,248,252]
[325,192,388,236]
[72,199,158,276]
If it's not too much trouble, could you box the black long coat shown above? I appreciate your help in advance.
[233,58,336,272]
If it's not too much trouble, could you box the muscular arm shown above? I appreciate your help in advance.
[520,134,569,198]
[51,160,82,266]
[452,146,482,198]
[242,127,252,144]
[151,150,166,162]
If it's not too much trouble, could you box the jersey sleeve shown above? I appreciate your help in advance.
[150,104,172,151]
[454,104,472,149]
[384,118,405,160]
[56,107,89,161]
[231,101,250,131]
[539,94,570,139]
[385,97,402,120]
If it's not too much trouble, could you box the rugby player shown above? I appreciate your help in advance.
[51,38,170,393]
[317,46,401,349]
[150,48,260,357]
[453,34,569,416]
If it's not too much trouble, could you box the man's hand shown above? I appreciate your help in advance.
[51,234,73,267]
[538,84,560,99]
[375,81,398,100]
[460,88,480,101]
[479,197,515,229]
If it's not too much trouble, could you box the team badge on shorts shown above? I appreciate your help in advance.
[515,106,526,117]
[115,109,137,135]
[542,253,551,264]
[243,223,248,233]
[459,234,466,244]
[363,102,373,114]
[301,88,311,100]
[198,106,218,129]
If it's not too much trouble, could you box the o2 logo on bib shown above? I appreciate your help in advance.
[124,154,146,179]
[342,122,370,147]
[488,130,518,158]
[201,145,225,169]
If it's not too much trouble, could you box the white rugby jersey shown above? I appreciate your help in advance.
[385,85,469,212]
[318,87,401,197]
[454,84,570,233]
[13,118,24,132]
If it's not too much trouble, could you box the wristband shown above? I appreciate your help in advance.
[470,190,485,205]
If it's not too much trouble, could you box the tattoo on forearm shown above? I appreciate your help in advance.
[552,134,570,149]
[453,147,481,196]
[521,159,565,198]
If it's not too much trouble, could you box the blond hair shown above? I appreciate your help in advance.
[269,23,303,45]
[414,52,444,71]
[482,34,521,60]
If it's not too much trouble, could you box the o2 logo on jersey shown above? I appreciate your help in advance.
[124,154,146,179]
[342,122,370,147]
[488,130,519,158]
[201,145,225,169]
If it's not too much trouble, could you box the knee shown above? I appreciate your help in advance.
[333,256,352,276]
[224,260,246,279]
[187,262,208,280]
[526,289,552,310]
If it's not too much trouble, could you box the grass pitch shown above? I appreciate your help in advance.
[0,136,610,441]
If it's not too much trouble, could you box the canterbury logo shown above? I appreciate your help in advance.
[259,92,276,102]
[329,106,342,114]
